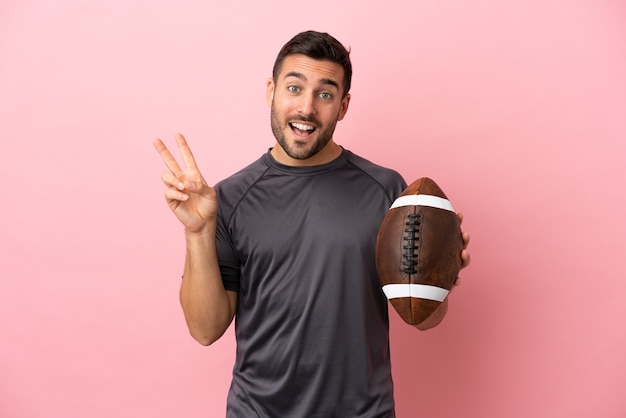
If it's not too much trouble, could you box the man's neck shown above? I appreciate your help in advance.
[270,140,342,167]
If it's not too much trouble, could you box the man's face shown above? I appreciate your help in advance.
[267,54,350,165]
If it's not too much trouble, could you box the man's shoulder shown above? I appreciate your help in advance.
[213,153,272,217]
[344,150,407,192]
[215,153,270,191]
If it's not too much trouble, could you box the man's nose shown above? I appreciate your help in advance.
[297,93,316,116]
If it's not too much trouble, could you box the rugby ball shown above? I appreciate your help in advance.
[376,177,463,326]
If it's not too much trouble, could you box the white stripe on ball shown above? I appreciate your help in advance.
[382,284,450,302]
[389,194,455,212]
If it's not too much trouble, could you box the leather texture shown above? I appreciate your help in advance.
[376,178,463,325]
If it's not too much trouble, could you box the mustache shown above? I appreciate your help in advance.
[290,115,321,126]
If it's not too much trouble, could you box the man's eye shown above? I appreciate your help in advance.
[288,86,300,93]
[319,92,332,100]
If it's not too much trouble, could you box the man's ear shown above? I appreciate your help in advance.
[266,78,275,107]
[337,93,351,121]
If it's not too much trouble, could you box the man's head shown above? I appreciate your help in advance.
[272,31,352,99]
[268,31,352,166]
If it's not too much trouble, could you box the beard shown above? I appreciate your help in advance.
[270,104,338,161]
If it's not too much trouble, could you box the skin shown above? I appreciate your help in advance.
[153,134,236,345]
[153,54,471,345]
[267,54,351,166]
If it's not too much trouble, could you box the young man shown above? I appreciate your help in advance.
[155,31,470,417]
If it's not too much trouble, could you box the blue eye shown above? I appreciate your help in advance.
[288,85,300,93]
[319,92,332,100]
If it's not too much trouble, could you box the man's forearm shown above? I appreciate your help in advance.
[180,227,236,345]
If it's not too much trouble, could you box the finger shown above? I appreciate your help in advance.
[165,187,189,203]
[461,248,471,269]
[181,177,205,193]
[175,133,199,171]
[462,231,470,249]
[154,138,183,176]
[457,212,464,225]
[161,171,185,190]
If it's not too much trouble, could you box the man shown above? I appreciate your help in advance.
[154,31,470,417]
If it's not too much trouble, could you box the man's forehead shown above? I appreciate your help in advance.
[278,54,344,88]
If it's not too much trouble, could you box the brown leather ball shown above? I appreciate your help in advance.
[376,178,463,326]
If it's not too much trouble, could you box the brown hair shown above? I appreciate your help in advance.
[272,31,352,97]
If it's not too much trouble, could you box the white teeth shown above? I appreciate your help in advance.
[291,122,314,131]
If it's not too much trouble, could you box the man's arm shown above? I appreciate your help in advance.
[154,133,237,346]
[180,227,238,345]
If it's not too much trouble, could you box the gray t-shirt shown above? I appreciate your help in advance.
[215,148,406,417]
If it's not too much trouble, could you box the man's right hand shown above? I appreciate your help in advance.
[153,133,218,234]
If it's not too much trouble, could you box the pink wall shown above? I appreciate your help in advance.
[1,1,625,417]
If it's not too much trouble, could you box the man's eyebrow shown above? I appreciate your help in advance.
[284,71,340,90]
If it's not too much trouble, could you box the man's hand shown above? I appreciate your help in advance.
[455,212,471,286]
[153,133,218,234]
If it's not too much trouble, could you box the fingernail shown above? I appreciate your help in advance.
[177,182,184,190]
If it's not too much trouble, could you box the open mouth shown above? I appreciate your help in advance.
[290,122,316,137]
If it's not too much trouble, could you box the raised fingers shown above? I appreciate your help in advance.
[153,138,183,176]
[175,133,199,171]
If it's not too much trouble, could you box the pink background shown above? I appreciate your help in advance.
[1,0,625,417]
